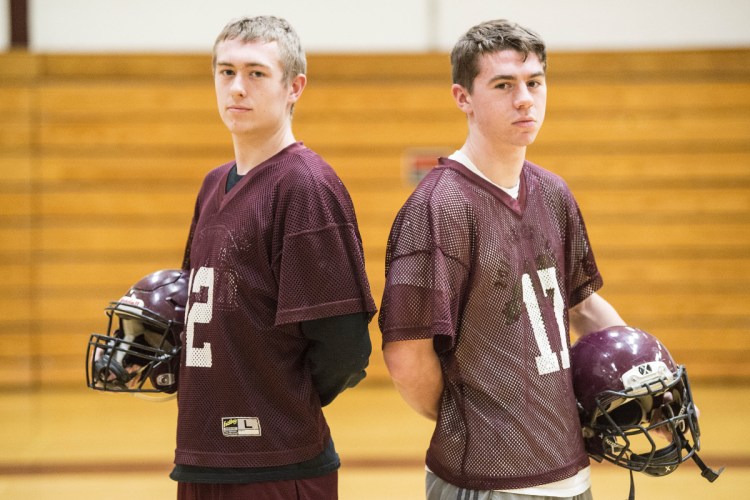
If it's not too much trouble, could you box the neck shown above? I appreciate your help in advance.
[232,125,297,175]
[460,133,526,189]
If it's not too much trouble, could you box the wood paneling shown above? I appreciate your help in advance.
[0,49,748,389]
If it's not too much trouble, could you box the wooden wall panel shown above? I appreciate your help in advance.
[0,49,748,390]
[0,73,33,390]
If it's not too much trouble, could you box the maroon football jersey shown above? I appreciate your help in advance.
[176,142,376,468]
[380,158,602,490]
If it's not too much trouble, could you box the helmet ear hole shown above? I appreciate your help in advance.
[601,399,646,427]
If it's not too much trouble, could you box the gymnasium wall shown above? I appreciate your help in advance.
[1,0,749,390]
[0,48,748,389]
[2,0,749,53]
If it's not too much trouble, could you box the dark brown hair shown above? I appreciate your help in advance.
[451,19,546,92]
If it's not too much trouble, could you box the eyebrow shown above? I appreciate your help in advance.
[489,71,546,83]
[215,61,272,69]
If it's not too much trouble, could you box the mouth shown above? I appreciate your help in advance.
[513,117,537,127]
[227,105,251,113]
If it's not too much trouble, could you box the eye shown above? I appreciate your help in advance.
[250,70,265,78]
[494,82,511,90]
[219,69,235,77]
[528,80,543,89]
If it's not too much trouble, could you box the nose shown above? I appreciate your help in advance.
[230,75,247,97]
[514,85,533,109]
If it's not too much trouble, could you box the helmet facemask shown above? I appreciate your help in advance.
[87,302,180,397]
[584,362,700,477]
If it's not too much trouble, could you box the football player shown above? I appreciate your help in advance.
[170,16,376,500]
[379,19,625,500]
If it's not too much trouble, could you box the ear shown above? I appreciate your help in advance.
[288,73,307,105]
[451,83,472,115]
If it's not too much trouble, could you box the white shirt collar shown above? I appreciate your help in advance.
[448,150,520,199]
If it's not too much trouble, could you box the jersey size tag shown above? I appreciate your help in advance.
[221,417,261,437]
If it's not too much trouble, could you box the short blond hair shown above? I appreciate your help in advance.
[212,16,306,84]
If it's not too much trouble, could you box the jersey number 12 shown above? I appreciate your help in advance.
[184,266,214,368]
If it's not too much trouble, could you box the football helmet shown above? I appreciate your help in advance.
[86,269,188,397]
[571,326,723,485]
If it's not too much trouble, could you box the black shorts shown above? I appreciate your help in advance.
[177,471,338,500]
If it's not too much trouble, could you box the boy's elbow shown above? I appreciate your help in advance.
[383,342,416,386]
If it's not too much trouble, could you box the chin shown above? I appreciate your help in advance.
[516,133,540,146]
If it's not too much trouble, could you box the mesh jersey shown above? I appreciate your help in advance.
[176,142,376,468]
[379,158,602,490]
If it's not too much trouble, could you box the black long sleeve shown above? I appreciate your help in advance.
[300,312,372,406]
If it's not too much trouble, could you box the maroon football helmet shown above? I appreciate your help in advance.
[571,326,722,485]
[86,269,188,396]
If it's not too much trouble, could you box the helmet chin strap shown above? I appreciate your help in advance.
[683,438,724,482]
[626,429,723,499]
[628,470,635,500]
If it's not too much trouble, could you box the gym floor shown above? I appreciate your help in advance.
[0,381,747,499]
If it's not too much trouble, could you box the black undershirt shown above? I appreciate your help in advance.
[225,162,244,192]
[170,438,340,484]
